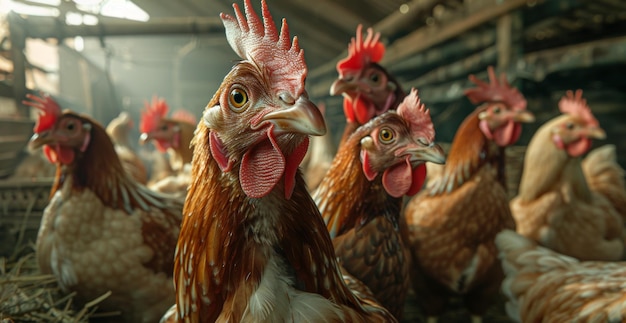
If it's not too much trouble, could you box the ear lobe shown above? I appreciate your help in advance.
[360,149,378,181]
[210,131,234,172]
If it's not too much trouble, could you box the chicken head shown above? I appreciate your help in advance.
[201,0,326,199]
[551,89,606,157]
[25,94,92,165]
[138,96,180,152]
[466,66,535,147]
[359,88,445,197]
[331,24,403,125]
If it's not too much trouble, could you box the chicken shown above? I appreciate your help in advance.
[496,229,626,322]
[11,148,57,179]
[106,111,148,184]
[301,102,335,191]
[313,88,446,319]
[24,93,183,323]
[582,144,626,222]
[139,97,197,173]
[171,1,396,321]
[510,90,624,261]
[331,24,405,145]
[402,66,535,322]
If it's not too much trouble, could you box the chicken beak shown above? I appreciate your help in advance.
[139,132,151,145]
[262,96,327,136]
[585,126,606,140]
[29,131,55,150]
[512,110,535,123]
[409,143,446,165]
[330,78,356,96]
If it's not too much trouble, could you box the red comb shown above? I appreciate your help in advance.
[221,0,306,99]
[336,24,385,75]
[464,66,527,111]
[171,109,198,125]
[558,89,598,127]
[140,96,169,133]
[397,88,435,142]
[23,93,62,133]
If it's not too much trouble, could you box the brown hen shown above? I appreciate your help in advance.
[403,67,534,322]
[169,1,396,322]
[314,89,445,320]
[496,229,626,322]
[106,111,148,184]
[511,90,625,261]
[331,24,405,145]
[25,93,183,323]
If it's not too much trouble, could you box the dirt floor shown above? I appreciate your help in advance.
[402,289,515,323]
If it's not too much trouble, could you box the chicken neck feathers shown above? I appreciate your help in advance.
[177,120,391,322]
[428,107,501,196]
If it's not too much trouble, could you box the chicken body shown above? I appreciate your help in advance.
[496,229,626,322]
[582,144,626,221]
[172,1,395,322]
[511,94,624,261]
[404,109,517,320]
[314,89,445,319]
[27,95,183,323]
[403,67,534,321]
[106,111,148,184]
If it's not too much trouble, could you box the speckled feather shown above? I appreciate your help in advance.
[403,107,515,317]
[313,110,433,319]
[36,112,183,323]
[175,102,395,322]
[496,229,626,322]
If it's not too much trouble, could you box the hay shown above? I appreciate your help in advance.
[0,248,114,323]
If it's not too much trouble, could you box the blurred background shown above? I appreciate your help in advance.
[0,0,625,174]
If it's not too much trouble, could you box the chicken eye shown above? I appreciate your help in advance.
[493,106,501,114]
[566,122,575,130]
[66,122,75,131]
[369,71,383,85]
[161,124,169,131]
[378,127,395,144]
[229,88,248,112]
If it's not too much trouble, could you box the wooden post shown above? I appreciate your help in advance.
[7,13,28,117]
[496,14,513,70]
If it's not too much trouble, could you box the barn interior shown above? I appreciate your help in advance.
[1,0,625,322]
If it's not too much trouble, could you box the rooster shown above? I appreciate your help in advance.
[139,97,197,173]
[24,93,183,323]
[331,24,405,145]
[171,1,396,321]
[510,89,625,261]
[402,66,535,323]
[313,88,445,319]
[106,111,148,184]
[496,229,626,322]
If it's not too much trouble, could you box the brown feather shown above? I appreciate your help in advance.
[403,106,515,317]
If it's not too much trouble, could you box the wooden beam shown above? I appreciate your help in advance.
[285,0,365,34]
[13,14,224,39]
[414,35,626,104]
[496,14,513,70]
[375,0,439,38]
[308,0,440,80]
[7,13,28,117]
[405,45,497,89]
[380,0,539,65]
[388,29,496,77]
